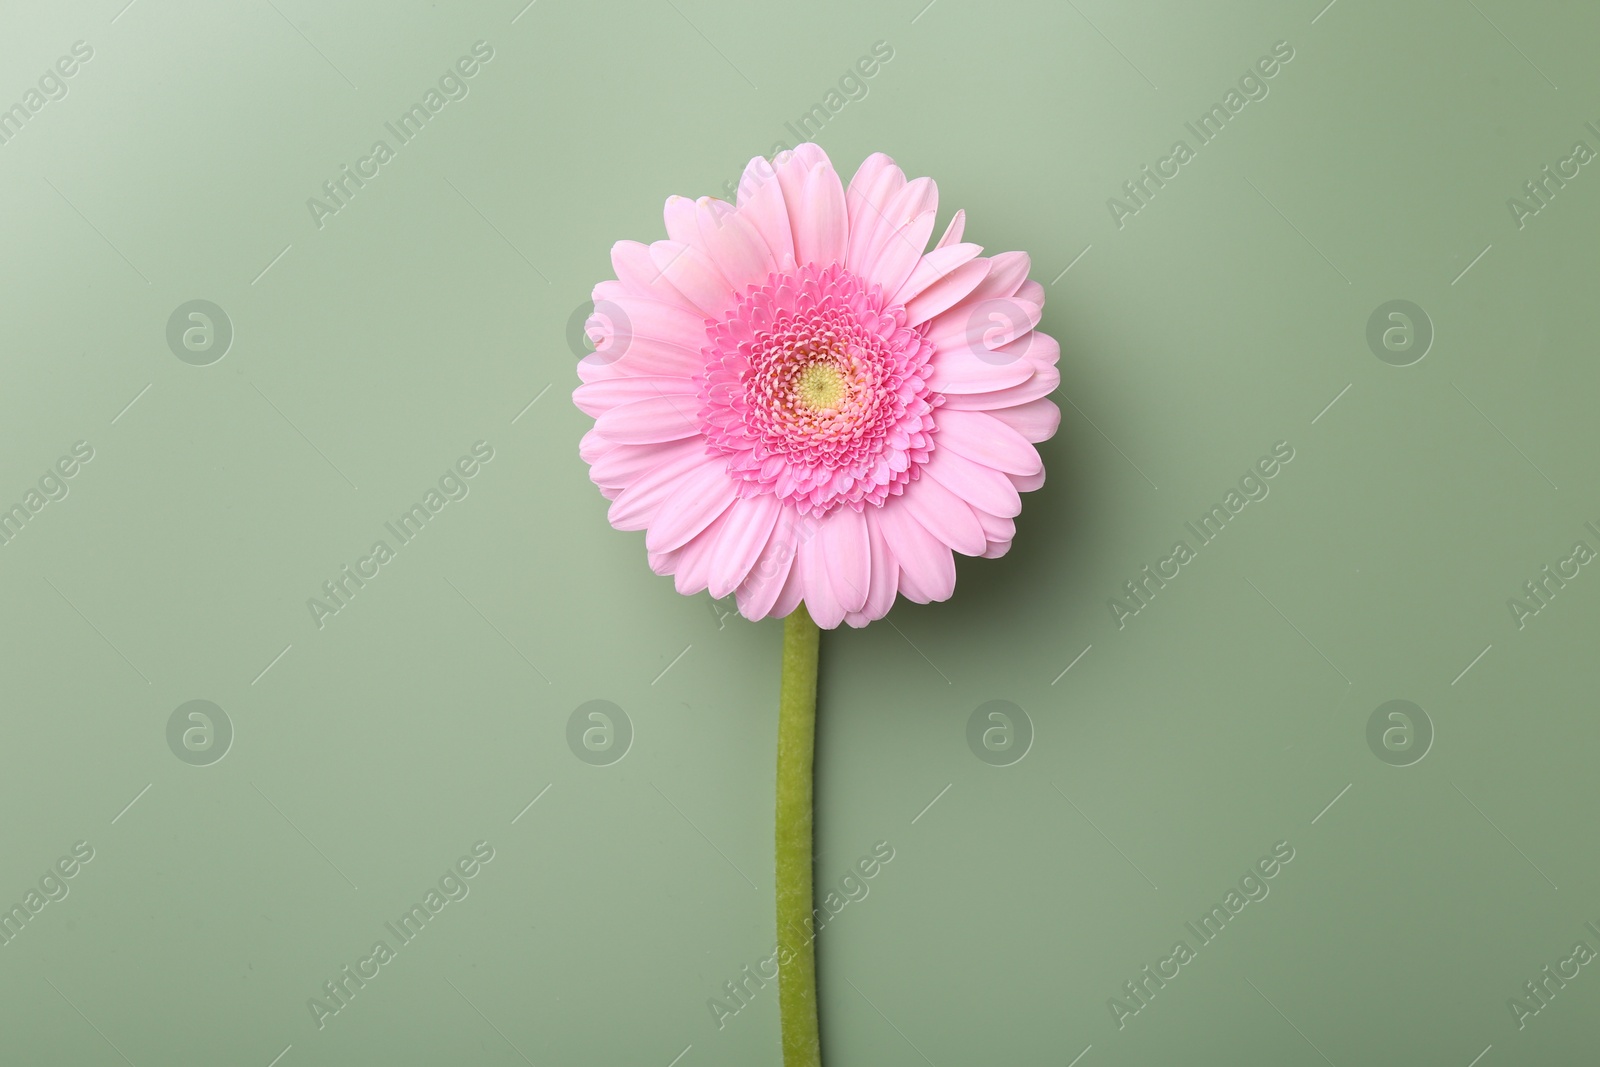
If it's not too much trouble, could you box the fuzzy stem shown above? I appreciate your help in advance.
[776,604,822,1067]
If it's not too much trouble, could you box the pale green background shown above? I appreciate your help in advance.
[1,0,1597,1063]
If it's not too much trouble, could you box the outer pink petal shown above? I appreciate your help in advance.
[939,362,1060,411]
[1010,469,1047,493]
[933,209,965,249]
[936,408,1043,476]
[923,446,1022,518]
[577,286,709,382]
[986,397,1062,443]
[860,176,938,298]
[594,394,699,445]
[974,506,1016,548]
[611,240,701,313]
[925,292,1040,355]
[770,542,810,619]
[876,503,956,603]
[850,507,901,626]
[774,144,834,255]
[794,163,848,269]
[573,376,695,418]
[845,153,907,269]
[708,494,783,599]
[898,472,986,556]
[588,438,703,492]
[925,345,1036,394]
[606,446,713,530]
[798,534,846,628]
[736,517,801,620]
[662,195,701,246]
[958,249,1033,302]
[645,463,740,553]
[900,248,987,323]
[735,155,797,270]
[579,427,608,467]
[672,508,735,596]
[649,240,735,318]
[692,197,776,293]
[820,506,871,613]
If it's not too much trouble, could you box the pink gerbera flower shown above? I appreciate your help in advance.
[574,143,1060,628]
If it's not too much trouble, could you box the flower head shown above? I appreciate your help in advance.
[574,144,1060,628]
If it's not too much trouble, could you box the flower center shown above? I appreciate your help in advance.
[695,263,941,516]
[793,361,847,412]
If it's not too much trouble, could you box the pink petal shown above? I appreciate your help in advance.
[925,344,1036,395]
[857,506,900,624]
[610,240,701,314]
[735,505,810,619]
[973,506,1016,545]
[708,493,783,599]
[936,408,1043,476]
[794,163,848,269]
[923,446,1022,518]
[662,195,701,246]
[579,427,607,466]
[673,508,733,596]
[798,534,846,628]
[985,397,1062,443]
[645,463,740,553]
[587,438,703,491]
[1010,469,1047,493]
[860,176,938,297]
[692,197,776,293]
[573,376,696,418]
[774,144,834,256]
[1015,328,1061,368]
[845,153,907,270]
[898,473,986,556]
[934,209,965,249]
[959,249,1033,302]
[876,503,956,602]
[735,155,796,269]
[924,294,1041,355]
[575,287,711,382]
[769,549,809,620]
[593,394,700,445]
[649,240,736,318]
[820,506,871,613]
[900,247,987,323]
[606,446,713,530]
[939,362,1061,410]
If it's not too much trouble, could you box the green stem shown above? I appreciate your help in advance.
[776,605,822,1067]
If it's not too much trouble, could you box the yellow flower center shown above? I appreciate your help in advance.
[793,362,846,412]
